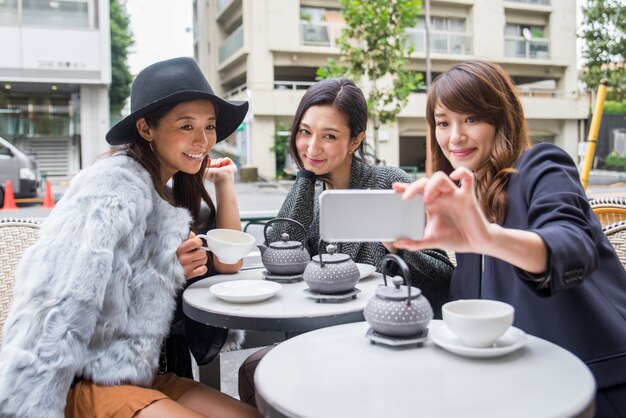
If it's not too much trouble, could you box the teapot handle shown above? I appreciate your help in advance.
[263,218,307,248]
[381,254,413,305]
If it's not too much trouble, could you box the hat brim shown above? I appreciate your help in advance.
[106,91,249,145]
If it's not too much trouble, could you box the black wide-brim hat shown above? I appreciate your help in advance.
[106,57,248,145]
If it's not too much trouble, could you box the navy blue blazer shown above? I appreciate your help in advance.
[451,143,626,390]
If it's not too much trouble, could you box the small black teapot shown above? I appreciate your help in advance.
[257,218,311,276]
[364,254,433,337]
[303,241,359,294]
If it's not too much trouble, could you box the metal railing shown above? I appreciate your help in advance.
[273,81,316,91]
[504,37,550,59]
[406,28,472,55]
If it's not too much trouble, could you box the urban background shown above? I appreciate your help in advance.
[0,0,624,206]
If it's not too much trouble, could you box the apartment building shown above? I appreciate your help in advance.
[0,0,111,179]
[194,0,588,179]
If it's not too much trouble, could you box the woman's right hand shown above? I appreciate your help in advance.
[392,167,496,254]
[176,232,209,280]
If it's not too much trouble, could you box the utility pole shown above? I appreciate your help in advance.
[424,0,433,176]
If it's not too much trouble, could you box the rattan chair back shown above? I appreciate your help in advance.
[0,218,40,346]
[589,197,626,228]
[603,220,626,269]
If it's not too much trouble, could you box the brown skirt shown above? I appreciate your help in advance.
[65,373,199,418]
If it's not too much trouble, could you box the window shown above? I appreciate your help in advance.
[300,6,343,46]
[412,16,470,55]
[22,0,90,28]
[0,0,18,25]
[505,23,549,59]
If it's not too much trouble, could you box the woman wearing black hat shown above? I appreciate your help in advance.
[0,57,260,418]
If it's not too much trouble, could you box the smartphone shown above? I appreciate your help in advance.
[319,189,424,242]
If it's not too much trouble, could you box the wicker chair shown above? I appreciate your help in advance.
[589,197,626,228]
[603,220,626,269]
[0,218,40,346]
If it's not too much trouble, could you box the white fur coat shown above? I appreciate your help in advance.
[0,155,192,418]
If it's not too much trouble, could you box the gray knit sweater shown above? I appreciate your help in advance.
[268,159,453,318]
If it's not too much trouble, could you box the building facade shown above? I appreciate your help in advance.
[0,0,111,180]
[194,0,588,179]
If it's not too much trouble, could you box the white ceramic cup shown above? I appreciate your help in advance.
[442,299,515,348]
[196,229,256,264]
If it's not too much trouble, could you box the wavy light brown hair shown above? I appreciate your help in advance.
[126,101,215,233]
[426,60,531,224]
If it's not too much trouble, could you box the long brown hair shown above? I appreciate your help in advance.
[125,101,215,233]
[426,60,531,224]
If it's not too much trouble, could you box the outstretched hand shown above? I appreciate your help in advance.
[205,157,238,183]
[393,167,495,254]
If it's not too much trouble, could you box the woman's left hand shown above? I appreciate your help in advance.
[177,232,209,280]
[205,157,238,184]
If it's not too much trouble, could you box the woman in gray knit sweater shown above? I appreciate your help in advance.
[268,78,453,317]
[238,78,454,407]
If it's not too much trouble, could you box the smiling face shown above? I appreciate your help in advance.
[433,103,497,172]
[295,105,362,186]
[137,99,217,183]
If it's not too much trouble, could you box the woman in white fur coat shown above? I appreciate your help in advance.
[0,58,260,418]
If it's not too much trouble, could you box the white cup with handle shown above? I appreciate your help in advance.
[196,229,256,264]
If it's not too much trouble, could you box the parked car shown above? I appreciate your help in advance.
[0,135,41,206]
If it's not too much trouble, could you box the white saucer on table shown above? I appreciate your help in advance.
[355,263,376,280]
[209,280,282,303]
[431,325,527,359]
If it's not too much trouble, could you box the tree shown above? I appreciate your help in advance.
[579,0,625,101]
[317,0,423,159]
[109,0,133,115]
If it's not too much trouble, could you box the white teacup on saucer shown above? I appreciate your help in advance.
[442,299,514,348]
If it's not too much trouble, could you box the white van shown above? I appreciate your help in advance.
[0,135,41,206]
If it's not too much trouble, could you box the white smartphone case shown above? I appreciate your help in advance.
[319,189,424,242]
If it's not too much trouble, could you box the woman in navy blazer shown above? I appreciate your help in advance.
[394,60,626,416]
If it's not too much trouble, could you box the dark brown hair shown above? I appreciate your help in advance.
[426,60,531,224]
[126,101,215,233]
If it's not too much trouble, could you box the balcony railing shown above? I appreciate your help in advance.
[219,24,243,64]
[299,21,343,47]
[506,0,550,5]
[504,36,550,59]
[407,28,472,55]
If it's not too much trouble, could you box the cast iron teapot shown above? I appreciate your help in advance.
[258,218,311,276]
[364,254,433,337]
[303,241,359,294]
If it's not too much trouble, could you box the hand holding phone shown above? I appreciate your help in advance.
[319,189,424,242]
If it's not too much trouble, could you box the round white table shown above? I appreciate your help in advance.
[183,268,383,334]
[254,321,596,418]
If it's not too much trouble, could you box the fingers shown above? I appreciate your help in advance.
[450,167,475,194]
[177,232,209,279]
[422,172,457,203]
[393,238,439,252]
[393,178,427,201]
[209,157,233,168]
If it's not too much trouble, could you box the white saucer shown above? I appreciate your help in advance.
[209,280,282,303]
[431,325,527,358]
[356,263,376,280]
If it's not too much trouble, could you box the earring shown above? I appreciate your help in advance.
[149,142,155,153]
[349,149,356,155]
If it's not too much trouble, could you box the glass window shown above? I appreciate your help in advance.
[0,0,18,25]
[22,0,90,28]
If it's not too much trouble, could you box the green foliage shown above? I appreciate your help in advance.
[109,0,134,115]
[605,152,626,172]
[271,122,290,178]
[316,0,423,156]
[579,0,625,101]
[603,100,626,114]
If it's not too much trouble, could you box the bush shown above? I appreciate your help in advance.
[603,101,626,114]
[604,152,626,172]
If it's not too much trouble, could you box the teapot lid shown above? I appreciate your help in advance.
[269,233,303,250]
[376,276,421,301]
[311,244,351,264]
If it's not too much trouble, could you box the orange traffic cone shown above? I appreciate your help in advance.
[2,180,18,210]
[42,179,55,209]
